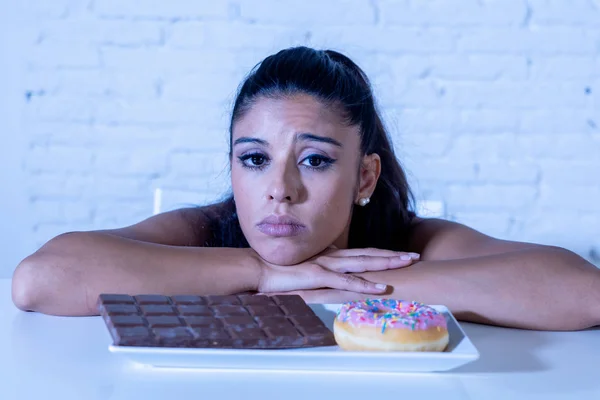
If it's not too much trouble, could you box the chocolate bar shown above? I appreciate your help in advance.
[98,293,336,349]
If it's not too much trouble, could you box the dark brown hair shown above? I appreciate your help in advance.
[202,46,415,250]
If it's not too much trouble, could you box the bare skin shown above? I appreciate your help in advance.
[268,219,600,331]
[11,95,600,330]
[230,95,381,266]
[11,211,417,316]
[10,95,412,316]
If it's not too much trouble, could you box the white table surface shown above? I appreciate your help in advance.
[1,278,599,400]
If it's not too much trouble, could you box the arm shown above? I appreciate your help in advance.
[357,246,600,330]
[12,204,394,316]
[290,219,600,331]
[362,219,600,330]
[12,205,262,316]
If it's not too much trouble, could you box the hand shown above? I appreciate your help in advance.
[308,246,420,273]
[255,247,419,295]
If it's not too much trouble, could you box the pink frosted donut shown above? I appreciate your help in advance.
[333,299,449,352]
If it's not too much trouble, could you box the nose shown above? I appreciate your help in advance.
[265,160,303,204]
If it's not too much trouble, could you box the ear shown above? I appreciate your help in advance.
[355,153,381,204]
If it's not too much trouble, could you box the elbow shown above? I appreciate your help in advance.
[12,232,100,316]
[586,271,600,330]
[553,247,600,330]
[12,255,45,312]
[11,251,83,315]
[12,231,82,313]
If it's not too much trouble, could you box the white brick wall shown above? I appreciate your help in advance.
[9,0,600,272]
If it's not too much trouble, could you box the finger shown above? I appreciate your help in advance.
[260,289,368,304]
[322,271,389,294]
[258,291,303,297]
[327,247,420,260]
[258,290,325,304]
[300,289,367,304]
[262,290,336,304]
[292,289,339,304]
[283,290,320,304]
[320,254,416,273]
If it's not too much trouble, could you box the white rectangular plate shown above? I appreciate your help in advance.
[109,304,479,373]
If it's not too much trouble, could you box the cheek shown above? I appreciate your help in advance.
[310,177,355,220]
[231,169,253,219]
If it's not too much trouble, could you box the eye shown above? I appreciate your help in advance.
[300,154,336,171]
[237,153,336,172]
[238,153,269,170]
[248,154,266,166]
[304,156,323,167]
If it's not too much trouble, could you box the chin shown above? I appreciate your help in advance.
[254,243,316,266]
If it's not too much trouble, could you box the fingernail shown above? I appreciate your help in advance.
[409,253,420,259]
[400,254,411,261]
[375,283,387,290]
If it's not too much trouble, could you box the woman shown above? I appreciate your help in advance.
[12,47,600,331]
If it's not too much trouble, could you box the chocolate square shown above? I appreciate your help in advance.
[98,294,335,349]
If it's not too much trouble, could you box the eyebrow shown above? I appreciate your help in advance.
[233,132,343,148]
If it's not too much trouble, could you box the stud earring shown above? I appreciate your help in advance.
[358,197,370,206]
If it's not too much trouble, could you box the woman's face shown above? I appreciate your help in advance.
[231,94,379,266]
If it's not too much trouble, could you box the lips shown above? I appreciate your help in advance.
[256,214,307,237]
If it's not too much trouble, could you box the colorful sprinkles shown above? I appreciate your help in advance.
[336,299,447,334]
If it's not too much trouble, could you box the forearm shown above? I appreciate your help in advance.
[12,232,261,316]
[359,246,600,330]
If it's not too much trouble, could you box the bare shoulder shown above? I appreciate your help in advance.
[99,202,226,247]
[407,217,546,261]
